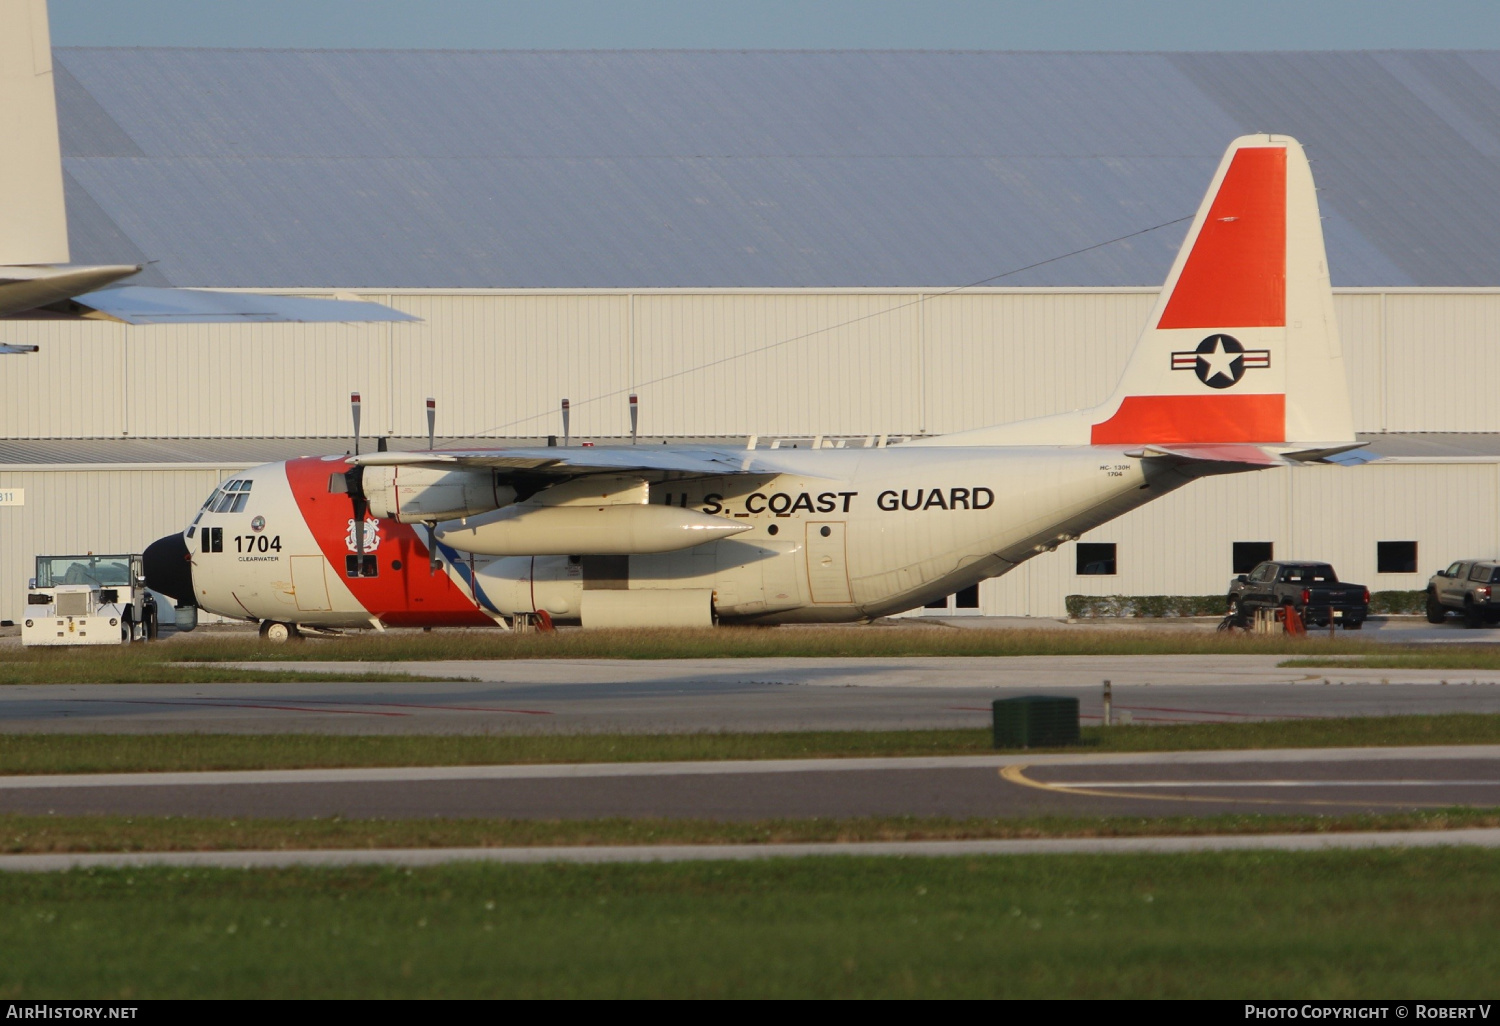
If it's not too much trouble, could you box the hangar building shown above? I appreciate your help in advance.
[5,49,1500,624]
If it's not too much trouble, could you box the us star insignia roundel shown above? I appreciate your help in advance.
[1170,333,1270,389]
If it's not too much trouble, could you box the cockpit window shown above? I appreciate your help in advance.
[209,479,254,514]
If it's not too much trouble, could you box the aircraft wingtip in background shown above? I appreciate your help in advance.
[0,0,415,329]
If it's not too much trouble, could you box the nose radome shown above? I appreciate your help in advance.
[143,532,194,605]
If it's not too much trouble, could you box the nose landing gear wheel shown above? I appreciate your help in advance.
[258,620,302,643]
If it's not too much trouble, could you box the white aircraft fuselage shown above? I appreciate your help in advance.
[143,133,1364,632]
[166,444,1211,629]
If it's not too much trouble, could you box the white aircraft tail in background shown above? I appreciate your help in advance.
[916,134,1357,462]
[0,0,67,266]
[0,0,413,329]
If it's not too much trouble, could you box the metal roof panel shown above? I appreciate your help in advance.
[50,49,1500,288]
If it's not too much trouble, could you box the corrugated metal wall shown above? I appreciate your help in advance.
[4,286,1499,624]
[4,288,1498,440]
[986,462,1500,618]
[0,468,228,625]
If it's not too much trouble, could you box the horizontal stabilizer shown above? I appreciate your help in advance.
[1124,444,1280,466]
[1284,444,1376,465]
[1125,441,1373,467]
[74,286,418,324]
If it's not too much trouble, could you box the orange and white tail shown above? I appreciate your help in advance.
[921,134,1355,452]
[1090,134,1352,448]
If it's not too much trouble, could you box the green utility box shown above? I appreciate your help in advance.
[992,696,1080,749]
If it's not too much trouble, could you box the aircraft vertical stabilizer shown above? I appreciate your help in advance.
[1089,134,1354,449]
[0,0,69,265]
[919,135,1357,453]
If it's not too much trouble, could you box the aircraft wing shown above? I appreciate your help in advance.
[351,446,784,478]
[70,286,418,324]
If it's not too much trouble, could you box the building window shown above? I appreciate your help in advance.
[1076,543,1116,576]
[956,584,980,609]
[1233,542,1274,574]
[1377,541,1418,574]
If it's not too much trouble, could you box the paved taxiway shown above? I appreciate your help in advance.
[5,828,1500,872]
[4,655,1500,734]
[2,746,1496,820]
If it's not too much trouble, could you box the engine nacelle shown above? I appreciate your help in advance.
[434,502,750,555]
[363,466,515,524]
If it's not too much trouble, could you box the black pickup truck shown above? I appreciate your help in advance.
[1227,561,1370,630]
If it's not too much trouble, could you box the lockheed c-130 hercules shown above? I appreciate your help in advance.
[144,134,1362,639]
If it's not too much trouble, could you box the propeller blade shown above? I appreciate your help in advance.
[350,392,362,456]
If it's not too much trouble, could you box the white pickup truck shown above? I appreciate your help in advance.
[22,553,159,646]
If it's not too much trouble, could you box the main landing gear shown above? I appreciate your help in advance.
[258,620,303,643]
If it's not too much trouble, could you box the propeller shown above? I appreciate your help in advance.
[629,394,638,444]
[344,392,368,575]
[425,397,441,573]
[561,398,570,447]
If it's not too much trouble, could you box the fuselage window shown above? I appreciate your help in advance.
[346,554,378,578]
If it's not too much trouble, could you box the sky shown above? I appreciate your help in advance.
[47,0,1500,51]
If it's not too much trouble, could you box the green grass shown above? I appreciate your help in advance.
[3,851,1498,997]
[0,645,454,684]
[1285,653,1500,671]
[9,625,1500,680]
[152,625,1455,662]
[3,715,1498,775]
[2,808,1498,854]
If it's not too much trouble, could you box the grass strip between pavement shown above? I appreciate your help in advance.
[10,626,1500,680]
[1284,653,1500,671]
[0,808,1498,855]
[3,715,1500,775]
[7,625,1490,676]
[0,653,456,685]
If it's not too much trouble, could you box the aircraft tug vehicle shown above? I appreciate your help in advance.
[22,553,158,646]
[144,134,1363,637]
